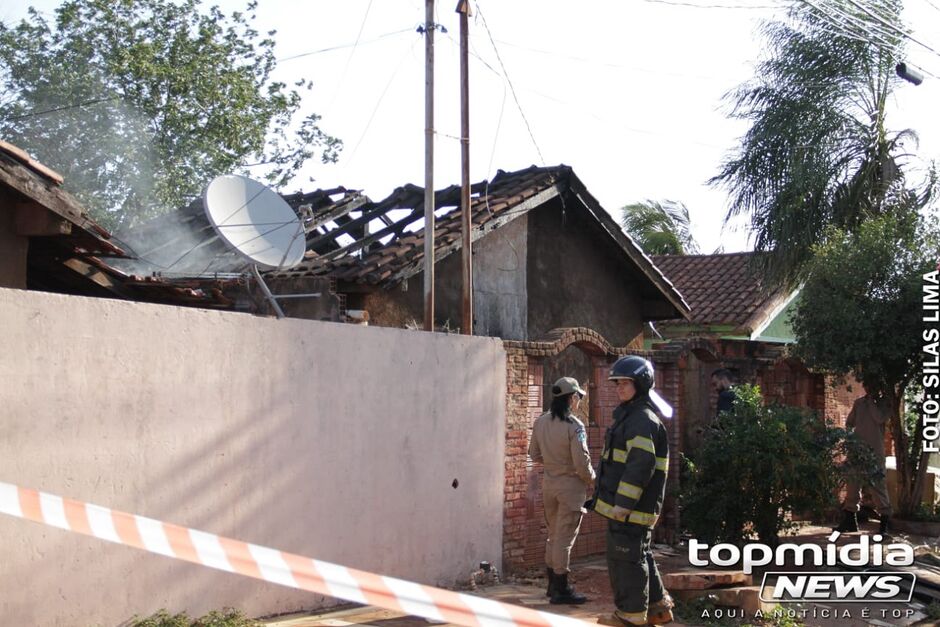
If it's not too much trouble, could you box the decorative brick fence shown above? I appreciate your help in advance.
[501,329,862,574]
[502,328,683,574]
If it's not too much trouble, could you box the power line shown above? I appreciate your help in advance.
[342,36,421,168]
[277,27,413,62]
[473,1,545,166]
[842,0,940,60]
[324,0,375,115]
[2,95,120,122]
[798,0,940,78]
[640,0,780,8]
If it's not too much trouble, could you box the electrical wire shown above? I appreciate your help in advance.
[2,95,120,122]
[473,1,546,166]
[342,35,421,167]
[843,0,940,60]
[798,0,940,78]
[922,0,940,14]
[4,28,416,122]
[276,27,414,62]
[323,0,375,115]
[640,0,780,8]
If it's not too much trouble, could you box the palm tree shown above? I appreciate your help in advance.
[710,0,931,286]
[620,199,700,255]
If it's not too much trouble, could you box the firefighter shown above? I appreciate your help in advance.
[528,376,595,604]
[591,356,674,626]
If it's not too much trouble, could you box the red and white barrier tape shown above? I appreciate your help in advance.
[0,481,590,627]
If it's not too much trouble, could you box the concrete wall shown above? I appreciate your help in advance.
[0,287,506,626]
[526,198,645,346]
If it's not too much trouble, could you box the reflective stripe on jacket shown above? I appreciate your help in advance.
[594,395,669,527]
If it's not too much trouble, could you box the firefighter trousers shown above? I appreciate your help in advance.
[606,521,664,625]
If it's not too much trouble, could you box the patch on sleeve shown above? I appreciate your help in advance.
[576,427,587,444]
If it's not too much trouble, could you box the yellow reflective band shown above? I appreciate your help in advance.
[612,448,627,463]
[655,456,669,472]
[628,510,658,526]
[617,481,643,500]
[626,436,655,455]
[615,610,648,625]
[594,498,628,522]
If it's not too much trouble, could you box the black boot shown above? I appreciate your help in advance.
[545,568,556,597]
[834,510,859,533]
[879,515,891,535]
[550,572,588,605]
[858,505,877,523]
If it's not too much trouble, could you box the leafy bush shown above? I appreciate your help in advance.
[680,384,879,545]
[131,608,262,627]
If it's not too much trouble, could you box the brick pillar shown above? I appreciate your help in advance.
[655,360,681,544]
[522,358,546,570]
[503,348,532,573]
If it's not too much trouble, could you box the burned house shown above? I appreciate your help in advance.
[4,151,699,573]
[0,141,238,308]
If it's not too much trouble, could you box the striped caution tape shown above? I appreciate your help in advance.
[0,481,590,627]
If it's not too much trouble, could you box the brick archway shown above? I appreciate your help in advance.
[502,328,684,574]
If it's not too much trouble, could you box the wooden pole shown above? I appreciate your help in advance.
[457,0,472,335]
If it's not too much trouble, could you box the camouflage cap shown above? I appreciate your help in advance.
[552,376,587,397]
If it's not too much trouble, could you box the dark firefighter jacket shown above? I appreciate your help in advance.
[593,395,669,527]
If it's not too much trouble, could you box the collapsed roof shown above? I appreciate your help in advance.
[115,164,690,320]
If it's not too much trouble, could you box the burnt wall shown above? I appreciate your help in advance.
[362,216,529,338]
[0,191,28,289]
[525,197,645,346]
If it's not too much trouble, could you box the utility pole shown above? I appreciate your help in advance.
[423,0,436,332]
[457,0,472,335]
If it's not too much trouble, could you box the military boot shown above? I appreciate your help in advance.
[549,572,588,605]
[545,568,556,597]
[879,515,891,535]
[858,505,877,523]
[833,510,859,533]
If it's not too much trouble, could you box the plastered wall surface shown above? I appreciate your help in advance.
[0,287,506,626]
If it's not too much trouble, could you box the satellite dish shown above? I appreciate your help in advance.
[203,174,305,270]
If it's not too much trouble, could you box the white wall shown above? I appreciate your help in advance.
[0,288,506,626]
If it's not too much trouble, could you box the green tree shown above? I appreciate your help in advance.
[620,199,700,255]
[710,0,930,285]
[790,211,940,516]
[681,384,876,545]
[0,0,341,229]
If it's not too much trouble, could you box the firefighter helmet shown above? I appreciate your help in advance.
[608,355,655,393]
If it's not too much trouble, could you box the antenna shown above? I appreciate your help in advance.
[203,175,313,318]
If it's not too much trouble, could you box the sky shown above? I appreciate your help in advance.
[3,0,940,254]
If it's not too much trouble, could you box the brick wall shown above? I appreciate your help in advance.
[502,332,864,574]
[503,330,684,573]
